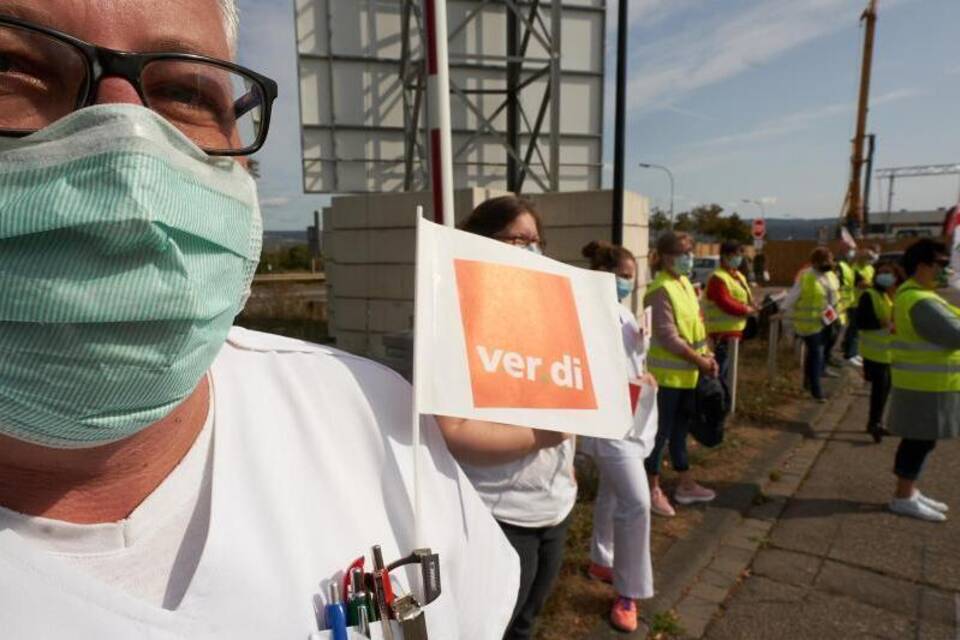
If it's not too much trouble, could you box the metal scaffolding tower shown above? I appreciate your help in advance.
[876,163,960,213]
[400,0,564,194]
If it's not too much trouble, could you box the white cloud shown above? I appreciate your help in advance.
[627,0,915,115]
[688,88,921,149]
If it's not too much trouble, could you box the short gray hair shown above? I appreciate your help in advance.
[218,0,239,54]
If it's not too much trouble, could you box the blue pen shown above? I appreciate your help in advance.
[325,582,348,640]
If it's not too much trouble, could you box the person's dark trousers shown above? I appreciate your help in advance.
[713,337,733,384]
[644,386,694,476]
[801,330,826,400]
[841,310,859,359]
[894,439,937,480]
[863,359,891,430]
[499,511,573,640]
[823,321,840,367]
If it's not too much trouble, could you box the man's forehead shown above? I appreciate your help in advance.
[0,0,231,60]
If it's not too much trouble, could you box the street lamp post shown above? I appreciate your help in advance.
[639,163,675,229]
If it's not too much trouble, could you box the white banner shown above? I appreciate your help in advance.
[414,217,633,440]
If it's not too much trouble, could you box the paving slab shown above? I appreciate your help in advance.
[750,548,821,587]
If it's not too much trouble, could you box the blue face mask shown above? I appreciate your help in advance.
[0,105,262,448]
[524,242,543,255]
[674,253,694,276]
[874,273,896,289]
[616,276,634,301]
[728,255,743,269]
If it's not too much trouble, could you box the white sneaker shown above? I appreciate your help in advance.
[916,491,949,513]
[847,356,863,367]
[889,495,947,522]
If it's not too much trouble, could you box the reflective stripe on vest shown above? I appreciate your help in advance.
[859,289,892,364]
[704,268,752,334]
[890,279,960,392]
[644,271,707,389]
[792,270,828,336]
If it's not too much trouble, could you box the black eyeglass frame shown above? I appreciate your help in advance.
[0,14,279,155]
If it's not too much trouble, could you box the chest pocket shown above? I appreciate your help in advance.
[309,593,455,640]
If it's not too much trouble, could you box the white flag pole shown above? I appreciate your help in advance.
[412,206,425,547]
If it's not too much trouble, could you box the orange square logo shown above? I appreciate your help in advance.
[454,259,597,410]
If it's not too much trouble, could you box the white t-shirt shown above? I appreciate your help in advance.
[459,438,577,528]
[0,328,520,640]
[0,393,214,609]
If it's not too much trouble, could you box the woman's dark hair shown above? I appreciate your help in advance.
[873,260,906,290]
[651,231,692,271]
[720,241,741,257]
[810,247,833,268]
[459,195,544,242]
[902,238,948,276]
[582,240,635,272]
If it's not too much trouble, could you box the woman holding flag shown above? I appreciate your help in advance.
[578,240,658,633]
[436,196,575,640]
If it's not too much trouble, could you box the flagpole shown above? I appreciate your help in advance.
[423,0,455,227]
[412,206,425,547]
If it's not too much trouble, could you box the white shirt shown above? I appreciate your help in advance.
[0,328,520,640]
[579,306,658,459]
[0,394,214,609]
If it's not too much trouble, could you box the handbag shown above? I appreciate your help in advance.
[688,373,730,448]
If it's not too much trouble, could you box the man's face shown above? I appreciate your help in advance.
[0,0,232,123]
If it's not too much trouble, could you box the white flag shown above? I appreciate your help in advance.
[414,217,633,440]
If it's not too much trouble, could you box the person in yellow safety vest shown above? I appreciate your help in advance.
[852,250,876,290]
[854,261,903,443]
[643,232,719,518]
[886,239,958,522]
[836,248,861,365]
[791,248,839,402]
[703,241,758,383]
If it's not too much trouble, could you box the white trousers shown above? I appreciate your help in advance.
[589,455,654,600]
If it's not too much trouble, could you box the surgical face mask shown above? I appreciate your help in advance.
[0,105,262,448]
[874,273,896,289]
[727,255,743,269]
[616,276,634,301]
[847,250,856,261]
[674,253,694,276]
[524,242,543,255]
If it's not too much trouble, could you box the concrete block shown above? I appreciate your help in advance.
[369,265,415,300]
[331,329,369,355]
[369,299,414,333]
[674,595,717,638]
[329,194,370,230]
[331,228,417,265]
[326,263,370,298]
[751,549,820,587]
[331,298,368,332]
[688,580,730,605]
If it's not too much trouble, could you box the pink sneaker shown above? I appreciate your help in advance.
[610,597,638,632]
[588,562,613,583]
[650,486,676,517]
[674,483,717,505]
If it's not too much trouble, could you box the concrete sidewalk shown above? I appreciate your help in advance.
[704,389,960,639]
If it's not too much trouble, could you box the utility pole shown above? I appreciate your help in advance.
[611,0,628,245]
[843,0,878,236]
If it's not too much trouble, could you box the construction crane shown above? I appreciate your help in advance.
[842,0,878,236]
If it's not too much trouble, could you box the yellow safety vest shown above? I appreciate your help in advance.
[703,268,753,334]
[853,264,875,288]
[792,269,829,337]
[837,261,856,313]
[644,271,707,389]
[891,279,960,392]
[827,271,847,326]
[859,288,892,364]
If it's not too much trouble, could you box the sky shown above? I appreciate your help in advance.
[238,0,960,231]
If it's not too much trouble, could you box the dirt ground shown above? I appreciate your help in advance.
[534,336,807,640]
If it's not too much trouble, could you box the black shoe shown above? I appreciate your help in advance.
[867,423,883,444]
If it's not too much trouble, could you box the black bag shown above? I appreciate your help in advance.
[688,373,731,448]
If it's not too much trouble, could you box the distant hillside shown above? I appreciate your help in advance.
[263,230,308,252]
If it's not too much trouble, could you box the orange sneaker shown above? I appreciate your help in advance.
[587,562,613,583]
[610,596,638,632]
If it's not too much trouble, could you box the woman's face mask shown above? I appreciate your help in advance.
[673,253,694,276]
[727,255,743,269]
[874,272,896,290]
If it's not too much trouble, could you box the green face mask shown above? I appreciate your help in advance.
[0,105,262,448]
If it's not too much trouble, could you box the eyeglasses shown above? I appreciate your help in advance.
[494,233,543,249]
[0,15,278,155]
